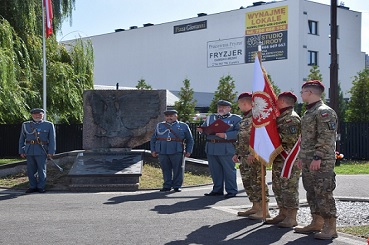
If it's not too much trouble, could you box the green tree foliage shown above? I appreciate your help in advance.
[307,65,326,101]
[0,0,93,124]
[297,65,326,116]
[209,75,238,113]
[174,79,197,122]
[267,74,281,96]
[0,0,75,40]
[337,82,347,122]
[345,69,369,122]
[135,79,152,90]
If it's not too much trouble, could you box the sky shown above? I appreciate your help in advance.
[59,0,369,54]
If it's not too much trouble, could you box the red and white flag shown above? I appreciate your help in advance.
[280,136,301,178]
[249,55,282,166]
[44,0,53,38]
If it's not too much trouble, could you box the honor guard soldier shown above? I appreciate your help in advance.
[150,110,194,192]
[232,92,271,218]
[18,108,56,193]
[198,100,242,198]
[295,80,338,240]
[265,91,301,227]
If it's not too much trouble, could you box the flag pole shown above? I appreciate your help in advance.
[257,42,267,222]
[42,0,47,119]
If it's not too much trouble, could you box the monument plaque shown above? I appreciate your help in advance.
[83,90,166,149]
[68,90,167,191]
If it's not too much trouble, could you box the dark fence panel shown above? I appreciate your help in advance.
[55,124,83,153]
[0,124,83,157]
[1,122,368,160]
[339,122,369,160]
[0,124,22,157]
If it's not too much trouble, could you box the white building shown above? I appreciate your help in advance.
[73,0,365,102]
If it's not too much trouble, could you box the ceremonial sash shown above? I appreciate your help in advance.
[280,135,301,178]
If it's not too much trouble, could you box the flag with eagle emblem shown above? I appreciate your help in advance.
[249,55,283,166]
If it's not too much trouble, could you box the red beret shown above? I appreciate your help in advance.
[302,80,325,92]
[238,92,252,100]
[278,91,297,102]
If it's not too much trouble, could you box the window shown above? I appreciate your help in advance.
[308,20,318,35]
[308,51,318,66]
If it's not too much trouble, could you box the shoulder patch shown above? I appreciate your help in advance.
[321,112,329,117]
[289,126,297,134]
[285,119,292,123]
[327,121,336,130]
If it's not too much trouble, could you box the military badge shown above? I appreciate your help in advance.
[327,121,336,130]
[285,119,292,123]
[289,126,297,134]
[321,112,329,117]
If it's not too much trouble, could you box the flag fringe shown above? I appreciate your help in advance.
[249,145,283,167]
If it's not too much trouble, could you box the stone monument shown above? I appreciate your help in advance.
[68,89,166,191]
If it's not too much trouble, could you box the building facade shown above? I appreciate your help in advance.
[73,0,365,102]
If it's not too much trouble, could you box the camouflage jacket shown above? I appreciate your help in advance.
[277,107,301,152]
[235,110,252,156]
[299,100,338,160]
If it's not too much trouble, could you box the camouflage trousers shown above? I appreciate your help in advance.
[271,156,301,209]
[239,156,269,202]
[301,159,337,218]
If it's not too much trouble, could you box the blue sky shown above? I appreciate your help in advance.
[59,0,369,54]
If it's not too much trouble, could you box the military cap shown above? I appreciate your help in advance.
[217,100,232,107]
[30,108,45,114]
[302,80,325,92]
[163,110,178,115]
[238,92,252,100]
[278,91,297,102]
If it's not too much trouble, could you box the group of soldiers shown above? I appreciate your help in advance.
[150,79,338,241]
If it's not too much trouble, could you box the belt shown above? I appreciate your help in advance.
[156,137,183,142]
[26,140,48,145]
[207,139,236,143]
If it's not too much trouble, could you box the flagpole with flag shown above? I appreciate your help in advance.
[250,43,283,221]
[42,0,53,119]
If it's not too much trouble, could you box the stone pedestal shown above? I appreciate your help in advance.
[68,89,167,191]
[69,149,143,191]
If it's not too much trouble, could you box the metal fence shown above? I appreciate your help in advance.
[1,122,368,160]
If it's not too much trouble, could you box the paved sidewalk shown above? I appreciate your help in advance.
[0,172,368,244]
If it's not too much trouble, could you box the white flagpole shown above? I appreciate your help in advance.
[42,0,47,119]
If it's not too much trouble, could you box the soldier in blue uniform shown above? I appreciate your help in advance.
[197,100,242,198]
[150,110,194,192]
[18,108,56,193]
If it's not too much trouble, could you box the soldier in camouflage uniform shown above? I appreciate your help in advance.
[294,80,338,240]
[232,92,270,219]
[265,92,301,227]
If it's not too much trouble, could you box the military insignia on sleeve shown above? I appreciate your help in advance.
[285,119,292,123]
[289,126,297,134]
[327,121,336,130]
[321,112,329,117]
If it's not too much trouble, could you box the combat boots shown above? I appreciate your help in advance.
[314,217,338,240]
[248,202,270,220]
[278,208,298,228]
[294,214,324,234]
[265,207,286,224]
[237,202,260,217]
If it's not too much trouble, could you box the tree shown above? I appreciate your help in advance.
[345,69,369,122]
[297,65,326,116]
[208,75,238,113]
[267,74,281,96]
[337,82,347,122]
[174,79,197,122]
[135,79,152,90]
[0,0,93,124]
[307,65,326,101]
